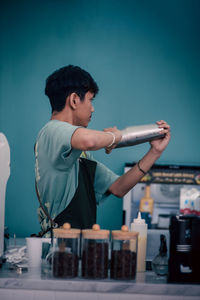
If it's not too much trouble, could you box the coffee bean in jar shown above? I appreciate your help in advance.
[52,223,80,278]
[111,225,138,280]
[111,249,137,280]
[81,224,110,279]
[53,247,79,278]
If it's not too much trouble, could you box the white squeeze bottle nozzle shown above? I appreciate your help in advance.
[131,211,148,272]
[134,211,143,222]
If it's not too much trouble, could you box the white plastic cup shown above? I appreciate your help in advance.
[26,237,43,269]
[26,237,51,278]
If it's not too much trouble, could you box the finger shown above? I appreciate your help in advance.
[157,121,170,130]
[105,148,112,154]
[156,120,168,127]
[160,125,170,132]
[157,120,166,123]
[104,127,114,132]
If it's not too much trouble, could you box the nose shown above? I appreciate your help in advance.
[91,105,94,113]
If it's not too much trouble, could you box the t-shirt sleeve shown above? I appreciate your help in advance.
[87,153,119,204]
[38,121,81,170]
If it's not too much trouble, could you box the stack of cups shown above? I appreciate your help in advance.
[26,237,51,276]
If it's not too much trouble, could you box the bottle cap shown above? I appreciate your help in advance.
[133,211,145,224]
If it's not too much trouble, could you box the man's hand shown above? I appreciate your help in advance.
[150,120,171,155]
[103,126,122,154]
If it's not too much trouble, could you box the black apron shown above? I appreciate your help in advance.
[54,158,97,229]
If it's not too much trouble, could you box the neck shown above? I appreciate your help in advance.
[51,110,74,124]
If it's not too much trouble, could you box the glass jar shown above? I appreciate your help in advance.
[81,224,109,279]
[52,223,80,278]
[152,234,168,276]
[111,225,138,280]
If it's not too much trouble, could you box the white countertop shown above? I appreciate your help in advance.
[0,262,200,300]
[1,237,200,300]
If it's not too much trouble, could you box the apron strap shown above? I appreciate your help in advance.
[35,180,58,232]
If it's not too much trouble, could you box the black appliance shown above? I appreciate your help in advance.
[168,214,200,283]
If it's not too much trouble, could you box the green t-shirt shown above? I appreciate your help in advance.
[35,120,119,231]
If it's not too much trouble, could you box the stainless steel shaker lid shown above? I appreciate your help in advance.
[116,123,165,148]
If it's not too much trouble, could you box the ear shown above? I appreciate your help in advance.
[68,93,79,110]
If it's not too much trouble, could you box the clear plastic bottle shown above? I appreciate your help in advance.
[139,185,154,216]
[152,234,168,276]
[131,212,148,272]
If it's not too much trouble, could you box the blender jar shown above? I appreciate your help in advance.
[52,223,80,278]
[81,224,109,279]
[111,225,138,280]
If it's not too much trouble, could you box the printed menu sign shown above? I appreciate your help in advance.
[125,163,200,185]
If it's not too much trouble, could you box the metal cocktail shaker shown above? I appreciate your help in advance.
[116,124,165,148]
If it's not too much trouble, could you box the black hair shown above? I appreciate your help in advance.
[45,65,99,112]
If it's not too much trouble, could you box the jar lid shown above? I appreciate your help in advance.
[82,224,110,239]
[53,223,81,238]
[112,225,138,240]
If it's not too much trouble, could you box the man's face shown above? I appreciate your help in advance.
[74,91,95,127]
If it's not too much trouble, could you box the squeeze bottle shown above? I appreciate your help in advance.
[131,212,148,272]
[139,185,154,216]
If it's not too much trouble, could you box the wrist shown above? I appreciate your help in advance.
[137,160,147,175]
[149,146,162,159]
[115,131,122,144]
[106,131,116,148]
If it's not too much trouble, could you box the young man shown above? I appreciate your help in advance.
[35,65,170,233]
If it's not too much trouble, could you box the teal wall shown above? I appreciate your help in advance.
[0,0,199,237]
